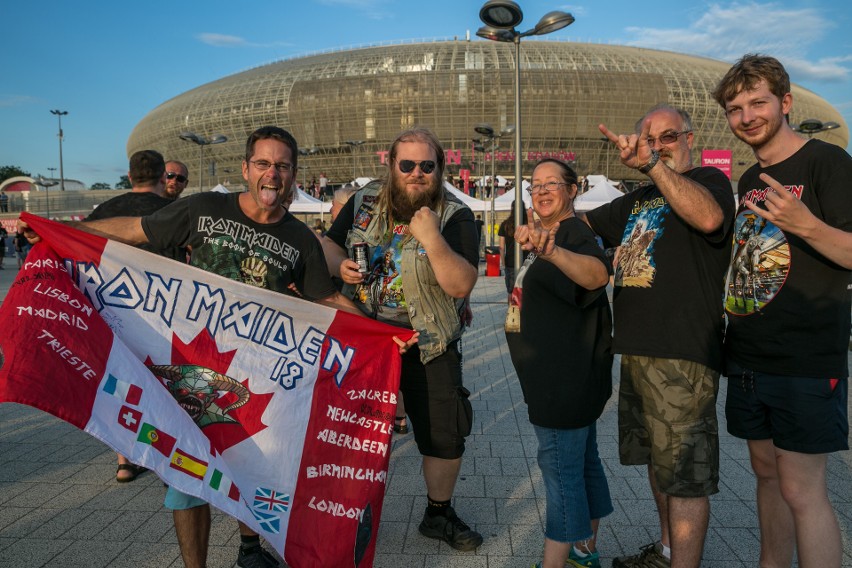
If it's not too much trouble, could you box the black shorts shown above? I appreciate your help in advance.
[725,361,849,454]
[400,340,473,459]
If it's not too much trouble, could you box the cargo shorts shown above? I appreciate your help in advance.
[618,355,720,497]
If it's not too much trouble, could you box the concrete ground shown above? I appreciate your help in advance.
[1,257,850,567]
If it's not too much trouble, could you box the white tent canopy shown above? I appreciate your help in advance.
[210,184,230,194]
[575,181,624,212]
[494,181,532,211]
[289,187,331,213]
[444,181,489,212]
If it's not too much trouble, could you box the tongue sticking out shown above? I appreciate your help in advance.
[259,185,279,207]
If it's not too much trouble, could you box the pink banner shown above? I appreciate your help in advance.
[701,149,732,179]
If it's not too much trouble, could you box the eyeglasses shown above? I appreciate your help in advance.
[397,160,436,174]
[166,172,188,183]
[527,181,571,195]
[250,160,294,173]
[646,130,691,146]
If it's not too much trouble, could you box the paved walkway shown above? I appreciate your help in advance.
[1,259,850,567]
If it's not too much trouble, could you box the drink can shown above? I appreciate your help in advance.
[352,242,369,273]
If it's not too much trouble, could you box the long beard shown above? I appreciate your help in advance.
[389,173,442,222]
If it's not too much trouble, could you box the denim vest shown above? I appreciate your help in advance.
[343,186,468,364]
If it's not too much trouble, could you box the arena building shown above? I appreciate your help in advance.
[127,39,847,188]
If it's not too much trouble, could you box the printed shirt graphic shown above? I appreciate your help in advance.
[614,198,669,288]
[0,213,412,568]
[724,140,852,378]
[585,167,735,371]
[142,192,333,300]
[724,212,789,315]
[353,223,411,326]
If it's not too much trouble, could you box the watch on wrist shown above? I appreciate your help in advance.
[638,149,660,174]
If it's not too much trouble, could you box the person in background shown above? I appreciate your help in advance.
[497,200,528,300]
[0,225,7,269]
[164,160,190,199]
[14,228,29,268]
[508,159,613,568]
[89,149,185,484]
[713,53,851,568]
[331,185,358,223]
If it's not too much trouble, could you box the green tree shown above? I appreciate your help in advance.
[90,182,111,190]
[0,165,31,184]
[115,175,131,189]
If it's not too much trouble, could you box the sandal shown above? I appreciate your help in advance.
[116,463,145,483]
[393,415,409,434]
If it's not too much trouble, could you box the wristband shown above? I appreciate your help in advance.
[638,149,660,174]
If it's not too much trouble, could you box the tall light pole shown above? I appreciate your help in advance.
[792,118,840,139]
[299,147,319,190]
[47,167,57,180]
[474,123,514,246]
[50,110,68,191]
[478,0,575,269]
[34,175,58,219]
[179,132,228,192]
[344,140,365,182]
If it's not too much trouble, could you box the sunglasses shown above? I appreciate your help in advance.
[166,172,188,183]
[397,160,436,174]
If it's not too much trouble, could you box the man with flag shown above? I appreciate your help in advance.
[19,126,414,568]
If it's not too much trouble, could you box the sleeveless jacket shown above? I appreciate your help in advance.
[343,185,469,364]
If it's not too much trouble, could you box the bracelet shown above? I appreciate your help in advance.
[638,149,660,174]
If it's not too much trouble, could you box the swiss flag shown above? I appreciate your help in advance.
[118,405,143,433]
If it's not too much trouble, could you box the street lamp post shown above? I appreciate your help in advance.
[478,0,575,269]
[474,123,515,246]
[47,167,57,180]
[50,110,68,191]
[344,140,365,183]
[299,147,319,190]
[34,175,58,219]
[792,118,840,139]
[179,132,228,192]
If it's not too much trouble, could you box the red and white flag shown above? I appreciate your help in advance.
[0,213,409,567]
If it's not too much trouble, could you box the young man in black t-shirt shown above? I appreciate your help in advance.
[584,105,734,568]
[713,54,851,568]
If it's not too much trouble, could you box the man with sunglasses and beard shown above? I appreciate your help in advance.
[164,160,190,199]
[322,127,483,552]
[582,105,734,568]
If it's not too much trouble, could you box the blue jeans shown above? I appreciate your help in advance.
[534,422,613,542]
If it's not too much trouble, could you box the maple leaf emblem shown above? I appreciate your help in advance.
[147,330,273,455]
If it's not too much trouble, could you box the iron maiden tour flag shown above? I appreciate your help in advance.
[0,213,410,568]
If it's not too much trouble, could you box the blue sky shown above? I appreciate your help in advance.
[2,0,850,187]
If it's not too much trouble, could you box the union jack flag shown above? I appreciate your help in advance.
[253,487,290,513]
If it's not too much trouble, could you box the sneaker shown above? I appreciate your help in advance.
[418,506,483,551]
[568,547,601,568]
[237,545,280,568]
[612,542,670,568]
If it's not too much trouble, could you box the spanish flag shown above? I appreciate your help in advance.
[170,448,208,480]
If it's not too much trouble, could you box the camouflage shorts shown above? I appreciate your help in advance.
[618,355,720,497]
